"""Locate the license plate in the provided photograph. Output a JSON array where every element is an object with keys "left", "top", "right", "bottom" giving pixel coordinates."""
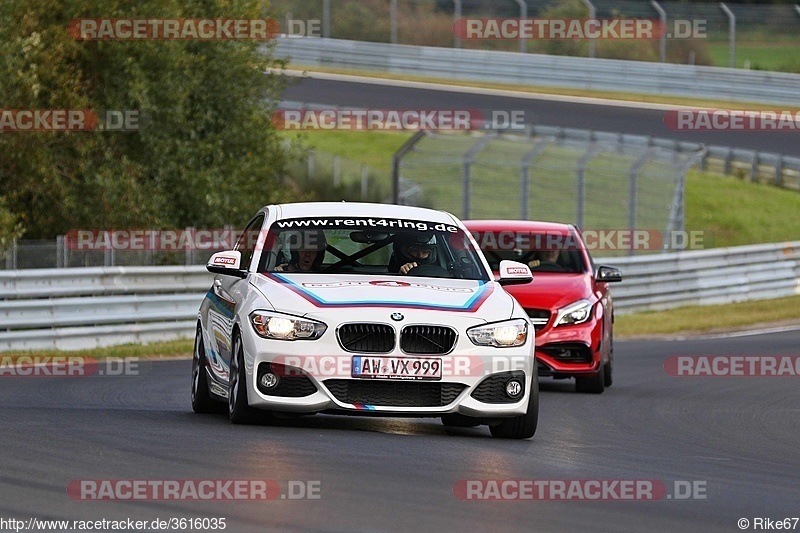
[{"left": 351, "top": 356, "right": 442, "bottom": 380}]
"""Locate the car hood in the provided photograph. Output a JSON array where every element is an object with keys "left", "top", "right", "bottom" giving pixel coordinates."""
[
  {"left": 251, "top": 273, "right": 515, "bottom": 323},
  {"left": 503, "top": 273, "right": 594, "bottom": 310}
]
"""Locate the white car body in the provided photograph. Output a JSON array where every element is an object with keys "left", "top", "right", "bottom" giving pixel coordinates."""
[{"left": 192, "top": 202, "right": 539, "bottom": 438}]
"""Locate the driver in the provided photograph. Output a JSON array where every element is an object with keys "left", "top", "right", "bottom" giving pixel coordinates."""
[
  {"left": 388, "top": 233, "right": 437, "bottom": 274},
  {"left": 275, "top": 230, "right": 327, "bottom": 272}
]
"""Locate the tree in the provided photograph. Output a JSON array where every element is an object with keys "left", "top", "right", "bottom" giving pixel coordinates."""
[{"left": 0, "top": 0, "right": 296, "bottom": 239}]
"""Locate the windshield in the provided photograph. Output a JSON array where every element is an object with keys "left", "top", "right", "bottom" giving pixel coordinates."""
[
  {"left": 476, "top": 231, "right": 588, "bottom": 274},
  {"left": 257, "top": 217, "right": 490, "bottom": 281}
]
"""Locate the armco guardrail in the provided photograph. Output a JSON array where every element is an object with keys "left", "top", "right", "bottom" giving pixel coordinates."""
[
  {"left": 0, "top": 267, "right": 212, "bottom": 351},
  {"left": 603, "top": 241, "right": 800, "bottom": 313},
  {"left": 273, "top": 37, "right": 800, "bottom": 106},
  {"left": 1, "top": 242, "right": 798, "bottom": 351}
]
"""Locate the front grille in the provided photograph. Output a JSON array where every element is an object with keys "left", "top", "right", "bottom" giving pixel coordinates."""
[
  {"left": 324, "top": 379, "right": 466, "bottom": 407},
  {"left": 525, "top": 308, "right": 551, "bottom": 331},
  {"left": 337, "top": 323, "right": 395, "bottom": 353},
  {"left": 470, "top": 371, "right": 526, "bottom": 404},
  {"left": 257, "top": 363, "right": 317, "bottom": 397},
  {"left": 539, "top": 343, "right": 593, "bottom": 364},
  {"left": 400, "top": 325, "right": 457, "bottom": 354}
]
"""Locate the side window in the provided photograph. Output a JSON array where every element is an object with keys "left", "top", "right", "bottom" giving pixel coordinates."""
[{"left": 234, "top": 214, "right": 264, "bottom": 272}]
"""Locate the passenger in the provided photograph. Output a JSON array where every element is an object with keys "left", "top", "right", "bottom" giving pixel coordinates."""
[{"left": 275, "top": 230, "right": 327, "bottom": 272}]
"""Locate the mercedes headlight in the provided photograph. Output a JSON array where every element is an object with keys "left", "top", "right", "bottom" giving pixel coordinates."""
[
  {"left": 467, "top": 319, "right": 528, "bottom": 347},
  {"left": 249, "top": 311, "right": 327, "bottom": 341},
  {"left": 555, "top": 300, "right": 593, "bottom": 326}
]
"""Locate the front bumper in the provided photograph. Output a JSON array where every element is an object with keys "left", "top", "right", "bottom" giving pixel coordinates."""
[
  {"left": 533, "top": 315, "right": 603, "bottom": 377},
  {"left": 240, "top": 326, "right": 535, "bottom": 418}
]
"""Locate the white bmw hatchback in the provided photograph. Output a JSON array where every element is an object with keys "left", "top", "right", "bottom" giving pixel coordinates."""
[{"left": 192, "top": 202, "right": 539, "bottom": 438}]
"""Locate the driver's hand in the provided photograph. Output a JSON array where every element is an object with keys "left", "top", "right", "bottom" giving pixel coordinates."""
[
  {"left": 275, "top": 263, "right": 288, "bottom": 272},
  {"left": 399, "top": 262, "right": 418, "bottom": 274}
]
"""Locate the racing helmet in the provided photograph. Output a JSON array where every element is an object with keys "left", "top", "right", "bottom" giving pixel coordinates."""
[{"left": 392, "top": 232, "right": 437, "bottom": 266}]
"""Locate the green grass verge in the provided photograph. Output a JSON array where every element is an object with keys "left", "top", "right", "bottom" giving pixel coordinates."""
[
  {"left": 706, "top": 42, "right": 800, "bottom": 73},
  {"left": 615, "top": 295, "right": 800, "bottom": 337},
  {"left": 0, "top": 339, "right": 194, "bottom": 360}
]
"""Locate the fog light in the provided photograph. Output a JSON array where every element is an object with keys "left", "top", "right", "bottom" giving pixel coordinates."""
[
  {"left": 505, "top": 379, "right": 522, "bottom": 399},
  {"left": 259, "top": 372, "right": 279, "bottom": 389}
]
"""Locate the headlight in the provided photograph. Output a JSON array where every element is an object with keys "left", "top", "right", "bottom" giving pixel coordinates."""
[
  {"left": 555, "top": 300, "right": 593, "bottom": 326},
  {"left": 249, "top": 311, "right": 327, "bottom": 341},
  {"left": 467, "top": 319, "right": 528, "bottom": 347}
]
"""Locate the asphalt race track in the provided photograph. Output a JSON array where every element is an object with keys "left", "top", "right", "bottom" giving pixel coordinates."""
[
  {"left": 281, "top": 76, "right": 800, "bottom": 157},
  {"left": 2, "top": 330, "right": 799, "bottom": 532}
]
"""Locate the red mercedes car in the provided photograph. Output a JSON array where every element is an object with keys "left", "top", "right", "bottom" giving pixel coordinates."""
[{"left": 464, "top": 220, "right": 622, "bottom": 394}]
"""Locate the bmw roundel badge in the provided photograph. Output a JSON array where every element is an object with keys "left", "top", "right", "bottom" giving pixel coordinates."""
[{"left": 390, "top": 312, "right": 404, "bottom": 321}]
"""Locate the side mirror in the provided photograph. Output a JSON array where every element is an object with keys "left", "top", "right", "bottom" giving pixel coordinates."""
[
  {"left": 207, "top": 250, "right": 247, "bottom": 278},
  {"left": 595, "top": 265, "right": 622, "bottom": 283},
  {"left": 497, "top": 260, "right": 533, "bottom": 286}
]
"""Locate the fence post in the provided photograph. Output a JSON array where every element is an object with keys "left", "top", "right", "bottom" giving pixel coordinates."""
[
  {"left": 576, "top": 143, "right": 597, "bottom": 229},
  {"left": 462, "top": 133, "right": 497, "bottom": 219},
  {"left": 391, "top": 131, "right": 426, "bottom": 204},
  {"left": 775, "top": 155, "right": 784, "bottom": 187},
  {"left": 56, "top": 235, "right": 64, "bottom": 268},
  {"left": 322, "top": 0, "right": 331, "bottom": 38},
  {"left": 513, "top": 0, "right": 527, "bottom": 53},
  {"left": 628, "top": 150, "right": 651, "bottom": 256},
  {"left": 581, "top": 0, "right": 596, "bottom": 58},
  {"left": 720, "top": 3, "right": 736, "bottom": 69},
  {"left": 453, "top": 0, "right": 462, "bottom": 48},
  {"left": 750, "top": 152, "right": 758, "bottom": 182},
  {"left": 651, "top": 0, "right": 667, "bottom": 63},
  {"left": 519, "top": 140, "right": 551, "bottom": 220},
  {"left": 390, "top": 0, "right": 398, "bottom": 44},
  {"left": 361, "top": 163, "right": 369, "bottom": 199},
  {"left": 308, "top": 150, "right": 315, "bottom": 179}
]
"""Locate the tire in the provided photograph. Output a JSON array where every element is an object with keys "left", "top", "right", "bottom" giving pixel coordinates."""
[
  {"left": 489, "top": 368, "right": 539, "bottom": 439},
  {"left": 603, "top": 334, "right": 614, "bottom": 388},
  {"left": 575, "top": 362, "right": 605, "bottom": 394},
  {"left": 441, "top": 413, "right": 481, "bottom": 428},
  {"left": 228, "top": 334, "right": 264, "bottom": 424},
  {"left": 191, "top": 325, "right": 221, "bottom": 414}
]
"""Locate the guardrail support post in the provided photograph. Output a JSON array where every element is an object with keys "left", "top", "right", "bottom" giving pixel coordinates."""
[
  {"left": 775, "top": 156, "right": 784, "bottom": 187},
  {"left": 651, "top": 0, "right": 666, "bottom": 63},
  {"left": 720, "top": 3, "right": 735, "bottom": 68},
  {"left": 453, "top": 0, "right": 462, "bottom": 48},
  {"left": 581, "top": 0, "right": 597, "bottom": 58},
  {"left": 750, "top": 152, "right": 758, "bottom": 182}
]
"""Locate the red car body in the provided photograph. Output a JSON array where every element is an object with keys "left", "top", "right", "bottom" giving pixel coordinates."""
[{"left": 464, "top": 220, "right": 622, "bottom": 393}]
